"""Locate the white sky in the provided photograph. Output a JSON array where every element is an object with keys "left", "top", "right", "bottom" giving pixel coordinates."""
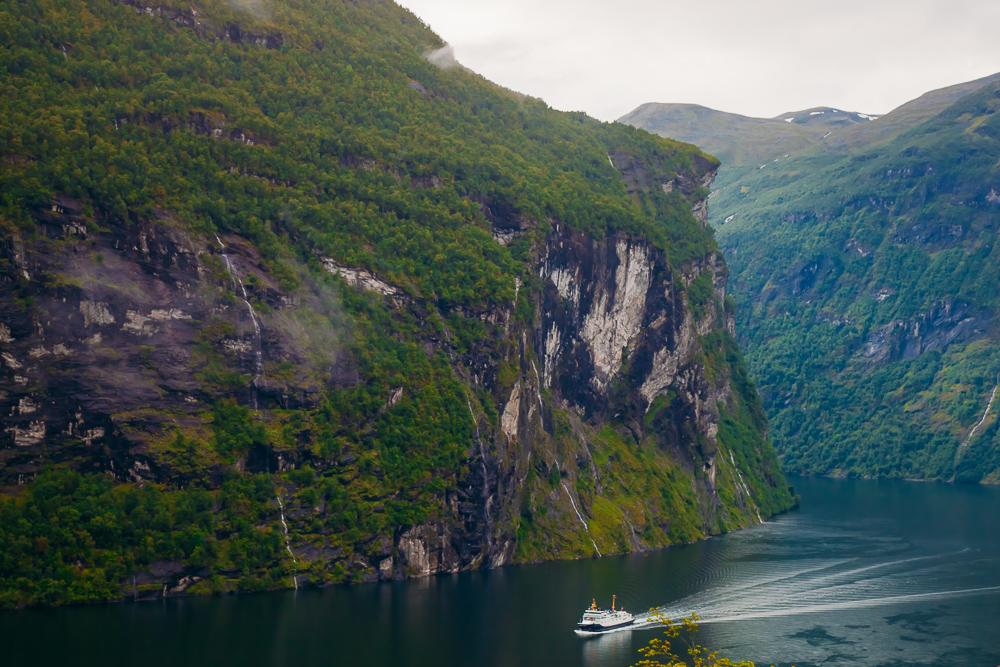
[{"left": 397, "top": 0, "right": 1000, "bottom": 121}]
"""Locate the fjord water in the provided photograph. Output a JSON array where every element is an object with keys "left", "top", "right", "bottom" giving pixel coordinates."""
[{"left": 5, "top": 477, "right": 1000, "bottom": 666}]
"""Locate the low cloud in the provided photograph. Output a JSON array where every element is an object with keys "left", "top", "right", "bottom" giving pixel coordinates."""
[
  {"left": 225, "top": 0, "right": 270, "bottom": 21},
  {"left": 425, "top": 44, "right": 459, "bottom": 69}
]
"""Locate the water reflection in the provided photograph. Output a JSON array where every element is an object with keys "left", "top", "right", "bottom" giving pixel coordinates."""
[
  {"left": 2, "top": 477, "right": 1000, "bottom": 667},
  {"left": 580, "top": 626, "right": 633, "bottom": 666}
]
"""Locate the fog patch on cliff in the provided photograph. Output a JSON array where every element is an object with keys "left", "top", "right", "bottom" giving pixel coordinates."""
[
  {"left": 225, "top": 0, "right": 270, "bottom": 21},
  {"left": 425, "top": 44, "right": 459, "bottom": 70},
  {"left": 272, "top": 263, "right": 354, "bottom": 383}
]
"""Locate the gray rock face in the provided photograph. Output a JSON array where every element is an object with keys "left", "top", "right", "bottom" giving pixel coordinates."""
[
  {"left": 321, "top": 259, "right": 404, "bottom": 304},
  {"left": 578, "top": 240, "right": 652, "bottom": 391},
  {"left": 537, "top": 222, "right": 726, "bottom": 435},
  {"left": 0, "top": 153, "right": 784, "bottom": 591},
  {"left": 862, "top": 300, "right": 986, "bottom": 364},
  {"left": 372, "top": 189, "right": 748, "bottom": 579},
  {"left": 0, "top": 215, "right": 349, "bottom": 483},
  {"left": 116, "top": 0, "right": 284, "bottom": 49}
]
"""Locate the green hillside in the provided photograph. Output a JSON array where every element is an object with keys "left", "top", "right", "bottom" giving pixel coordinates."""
[
  {"left": 627, "top": 77, "right": 1000, "bottom": 482},
  {"left": 0, "top": 0, "right": 792, "bottom": 608}
]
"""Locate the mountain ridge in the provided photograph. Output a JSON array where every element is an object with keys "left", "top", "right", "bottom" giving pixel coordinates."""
[
  {"left": 623, "top": 72, "right": 1000, "bottom": 483},
  {"left": 618, "top": 102, "right": 875, "bottom": 167},
  {"left": 620, "top": 72, "right": 1000, "bottom": 167},
  {"left": 0, "top": 0, "right": 792, "bottom": 607}
]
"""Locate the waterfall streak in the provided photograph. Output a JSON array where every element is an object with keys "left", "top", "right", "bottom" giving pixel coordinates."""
[
  {"left": 728, "top": 451, "right": 763, "bottom": 523},
  {"left": 466, "top": 397, "right": 493, "bottom": 552},
  {"left": 952, "top": 379, "right": 999, "bottom": 477},
  {"left": 215, "top": 235, "right": 263, "bottom": 410},
  {"left": 967, "top": 382, "right": 998, "bottom": 443},
  {"left": 529, "top": 360, "right": 545, "bottom": 416},
  {"left": 276, "top": 494, "right": 298, "bottom": 591},
  {"left": 561, "top": 482, "right": 602, "bottom": 557}
]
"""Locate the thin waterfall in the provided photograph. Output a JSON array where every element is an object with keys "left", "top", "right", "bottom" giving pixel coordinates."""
[
  {"left": 729, "top": 451, "right": 763, "bottom": 523},
  {"left": 529, "top": 359, "right": 545, "bottom": 416},
  {"left": 214, "top": 235, "right": 263, "bottom": 410},
  {"left": 562, "top": 481, "right": 602, "bottom": 557},
  {"left": 966, "top": 382, "right": 999, "bottom": 442},
  {"left": 276, "top": 494, "right": 299, "bottom": 591},
  {"left": 505, "top": 277, "right": 521, "bottom": 334},
  {"left": 952, "top": 375, "right": 999, "bottom": 478},
  {"left": 466, "top": 396, "right": 493, "bottom": 553}
]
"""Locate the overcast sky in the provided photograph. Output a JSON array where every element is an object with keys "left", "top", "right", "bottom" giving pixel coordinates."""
[{"left": 398, "top": 0, "right": 1000, "bottom": 121}]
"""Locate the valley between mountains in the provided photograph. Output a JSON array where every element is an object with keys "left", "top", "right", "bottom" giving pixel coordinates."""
[
  {"left": 623, "top": 73, "right": 1000, "bottom": 482},
  {"left": 5, "top": 0, "right": 995, "bottom": 616}
]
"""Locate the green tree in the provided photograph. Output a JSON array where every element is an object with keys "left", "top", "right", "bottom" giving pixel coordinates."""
[{"left": 633, "top": 613, "right": 757, "bottom": 667}]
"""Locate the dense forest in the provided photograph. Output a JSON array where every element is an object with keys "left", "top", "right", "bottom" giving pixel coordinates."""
[
  {"left": 0, "top": 0, "right": 792, "bottom": 607},
  {"left": 627, "top": 77, "right": 1000, "bottom": 482}
]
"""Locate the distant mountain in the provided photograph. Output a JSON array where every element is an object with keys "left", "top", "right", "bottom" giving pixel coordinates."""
[
  {"left": 823, "top": 72, "right": 1000, "bottom": 151},
  {"left": 0, "top": 0, "right": 792, "bottom": 607},
  {"left": 618, "top": 103, "right": 875, "bottom": 167},
  {"left": 623, "top": 72, "right": 1000, "bottom": 169},
  {"left": 623, "top": 75, "right": 1000, "bottom": 483},
  {"left": 775, "top": 106, "right": 879, "bottom": 128}
]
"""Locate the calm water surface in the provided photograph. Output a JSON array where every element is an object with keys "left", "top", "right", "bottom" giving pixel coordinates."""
[{"left": 5, "top": 476, "right": 1000, "bottom": 666}]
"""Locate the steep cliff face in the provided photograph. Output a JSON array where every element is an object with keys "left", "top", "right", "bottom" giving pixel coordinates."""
[
  {"left": 625, "top": 75, "right": 1000, "bottom": 483},
  {"left": 0, "top": 0, "right": 792, "bottom": 606},
  {"left": 1, "top": 171, "right": 789, "bottom": 593},
  {"left": 2, "top": 213, "right": 348, "bottom": 487},
  {"left": 338, "top": 175, "right": 790, "bottom": 578}
]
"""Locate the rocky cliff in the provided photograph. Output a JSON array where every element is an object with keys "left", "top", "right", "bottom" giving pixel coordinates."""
[
  {"left": 0, "top": 0, "right": 792, "bottom": 606},
  {"left": 624, "top": 75, "right": 1000, "bottom": 483}
]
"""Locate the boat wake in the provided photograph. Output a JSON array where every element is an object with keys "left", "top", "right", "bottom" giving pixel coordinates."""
[{"left": 613, "top": 548, "right": 1000, "bottom": 634}]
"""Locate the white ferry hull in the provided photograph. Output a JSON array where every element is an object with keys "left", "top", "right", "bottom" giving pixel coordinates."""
[
  {"left": 573, "top": 619, "right": 635, "bottom": 636},
  {"left": 575, "top": 595, "right": 634, "bottom": 636}
]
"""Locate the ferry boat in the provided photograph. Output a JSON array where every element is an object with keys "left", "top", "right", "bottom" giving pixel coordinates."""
[{"left": 574, "top": 595, "right": 635, "bottom": 635}]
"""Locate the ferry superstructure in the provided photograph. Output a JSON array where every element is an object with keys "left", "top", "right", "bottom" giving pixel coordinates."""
[{"left": 575, "top": 595, "right": 635, "bottom": 635}]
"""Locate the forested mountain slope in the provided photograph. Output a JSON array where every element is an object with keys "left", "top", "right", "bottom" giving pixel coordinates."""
[
  {"left": 624, "top": 76, "right": 1000, "bottom": 482},
  {"left": 0, "top": 0, "right": 792, "bottom": 607}
]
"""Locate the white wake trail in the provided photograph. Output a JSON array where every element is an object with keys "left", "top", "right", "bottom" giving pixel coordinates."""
[
  {"left": 668, "top": 585, "right": 1000, "bottom": 626},
  {"left": 779, "top": 549, "right": 970, "bottom": 591},
  {"left": 628, "top": 549, "right": 995, "bottom": 633},
  {"left": 680, "top": 559, "right": 852, "bottom": 608}
]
